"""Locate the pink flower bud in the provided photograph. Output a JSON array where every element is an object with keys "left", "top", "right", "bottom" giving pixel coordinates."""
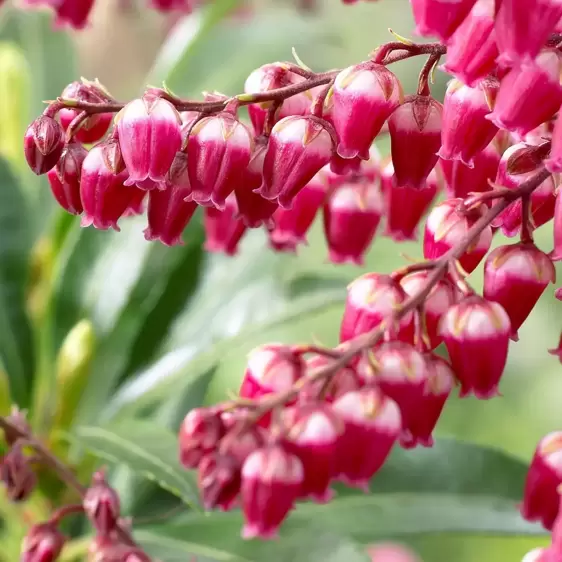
[
  {"left": 83, "top": 470, "right": 121, "bottom": 535},
  {"left": 424, "top": 198, "right": 493, "bottom": 273},
  {"left": 179, "top": 407, "right": 225, "bottom": 469},
  {"left": 322, "top": 176, "right": 383, "bottom": 265},
  {"left": 410, "top": 0, "right": 478, "bottom": 42},
  {"left": 150, "top": 0, "right": 194, "bottom": 12},
  {"left": 340, "top": 273, "right": 414, "bottom": 343},
  {"left": 299, "top": 354, "right": 361, "bottom": 403},
  {"left": 259, "top": 115, "right": 335, "bottom": 209},
  {"left": 495, "top": 0, "right": 562, "bottom": 67},
  {"left": 487, "top": 51, "right": 562, "bottom": 139},
  {"left": 388, "top": 95, "right": 442, "bottom": 190},
  {"left": 359, "top": 342, "right": 429, "bottom": 448},
  {"left": 241, "top": 445, "right": 304, "bottom": 539},
  {"left": 438, "top": 79, "right": 499, "bottom": 166},
  {"left": 268, "top": 171, "right": 327, "bottom": 252},
  {"left": 400, "top": 272, "right": 457, "bottom": 350},
  {"left": 366, "top": 542, "right": 423, "bottom": 562},
  {"left": 440, "top": 141, "right": 501, "bottom": 199},
  {"left": 47, "top": 142, "right": 88, "bottom": 215},
  {"left": 24, "top": 116, "right": 65, "bottom": 175},
  {"left": 440, "top": 295, "right": 511, "bottom": 399},
  {"left": 441, "top": 0, "right": 499, "bottom": 87},
  {"left": 331, "top": 62, "right": 402, "bottom": 160},
  {"left": 198, "top": 452, "right": 241, "bottom": 511},
  {"left": 484, "top": 243, "right": 556, "bottom": 339},
  {"left": 80, "top": 143, "right": 142, "bottom": 231},
  {"left": 0, "top": 445, "right": 36, "bottom": 502},
  {"left": 2, "top": 408, "right": 30, "bottom": 448},
  {"left": 549, "top": 333, "right": 562, "bottom": 363},
  {"left": 235, "top": 139, "right": 278, "bottom": 228},
  {"left": 244, "top": 63, "right": 315, "bottom": 136},
  {"left": 203, "top": 193, "right": 247, "bottom": 256},
  {"left": 187, "top": 112, "right": 253, "bottom": 209},
  {"left": 59, "top": 80, "right": 113, "bottom": 144},
  {"left": 117, "top": 94, "right": 182, "bottom": 190},
  {"left": 21, "top": 523, "right": 65, "bottom": 562},
  {"left": 521, "top": 547, "right": 556, "bottom": 562},
  {"left": 382, "top": 162, "right": 440, "bottom": 242},
  {"left": 552, "top": 188, "right": 562, "bottom": 261},
  {"left": 239, "top": 343, "right": 304, "bottom": 400},
  {"left": 285, "top": 404, "right": 343, "bottom": 502},
  {"left": 52, "top": 0, "right": 95, "bottom": 28},
  {"left": 144, "top": 184, "right": 198, "bottom": 246},
  {"left": 332, "top": 387, "right": 401, "bottom": 490},
  {"left": 521, "top": 432, "right": 562, "bottom": 530},
  {"left": 493, "top": 143, "right": 557, "bottom": 237}
]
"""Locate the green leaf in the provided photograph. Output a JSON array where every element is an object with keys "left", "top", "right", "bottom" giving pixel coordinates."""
[
  {"left": 0, "top": 157, "right": 33, "bottom": 405},
  {"left": 74, "top": 421, "right": 200, "bottom": 509},
  {"left": 137, "top": 527, "right": 370, "bottom": 562}
]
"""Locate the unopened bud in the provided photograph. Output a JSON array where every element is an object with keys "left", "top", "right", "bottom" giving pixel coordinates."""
[
  {"left": 24, "top": 116, "right": 65, "bottom": 175},
  {"left": 83, "top": 470, "right": 121, "bottom": 535},
  {"left": 1, "top": 445, "right": 36, "bottom": 501},
  {"left": 21, "top": 522, "right": 65, "bottom": 562}
]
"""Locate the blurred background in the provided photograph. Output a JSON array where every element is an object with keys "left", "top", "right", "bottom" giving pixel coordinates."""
[{"left": 0, "top": 0, "right": 560, "bottom": 560}]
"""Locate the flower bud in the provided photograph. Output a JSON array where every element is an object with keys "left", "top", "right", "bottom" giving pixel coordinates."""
[
  {"left": 331, "top": 62, "right": 402, "bottom": 160},
  {"left": 521, "top": 547, "right": 555, "bottom": 562},
  {"left": 440, "top": 295, "right": 511, "bottom": 399},
  {"left": 47, "top": 142, "right": 88, "bottom": 215},
  {"left": 83, "top": 470, "right": 121, "bottom": 535},
  {"left": 282, "top": 403, "right": 342, "bottom": 502},
  {"left": 203, "top": 193, "right": 247, "bottom": 256},
  {"left": 52, "top": 0, "right": 95, "bottom": 28},
  {"left": 423, "top": 198, "right": 493, "bottom": 273},
  {"left": 59, "top": 80, "right": 113, "bottom": 144},
  {"left": 410, "top": 0, "right": 478, "bottom": 42},
  {"left": 88, "top": 536, "right": 151, "bottom": 562},
  {"left": 441, "top": 0, "right": 499, "bottom": 87},
  {"left": 438, "top": 79, "right": 499, "bottom": 166},
  {"left": 1, "top": 407, "right": 30, "bottom": 447},
  {"left": 493, "top": 143, "right": 557, "bottom": 237},
  {"left": 495, "top": 0, "right": 562, "bottom": 67},
  {"left": 366, "top": 543, "right": 423, "bottom": 562},
  {"left": 322, "top": 176, "right": 383, "bottom": 265},
  {"left": 0, "top": 445, "right": 36, "bottom": 501},
  {"left": 144, "top": 184, "right": 198, "bottom": 246},
  {"left": 400, "top": 272, "right": 457, "bottom": 350},
  {"left": 24, "top": 115, "right": 65, "bottom": 175},
  {"left": 483, "top": 243, "right": 556, "bottom": 340},
  {"left": 187, "top": 111, "right": 253, "bottom": 209},
  {"left": 340, "top": 273, "right": 414, "bottom": 343},
  {"left": 521, "top": 432, "right": 562, "bottom": 530},
  {"left": 21, "top": 523, "right": 65, "bottom": 562},
  {"left": 239, "top": 343, "right": 304, "bottom": 400},
  {"left": 487, "top": 51, "right": 562, "bottom": 139},
  {"left": 440, "top": 141, "right": 500, "bottom": 199},
  {"left": 117, "top": 94, "right": 182, "bottom": 190},
  {"left": 382, "top": 162, "right": 440, "bottom": 242},
  {"left": 299, "top": 354, "right": 361, "bottom": 403},
  {"left": 198, "top": 452, "right": 241, "bottom": 511},
  {"left": 241, "top": 444, "right": 304, "bottom": 539},
  {"left": 388, "top": 95, "right": 442, "bottom": 189},
  {"left": 360, "top": 342, "right": 433, "bottom": 448},
  {"left": 235, "top": 139, "right": 278, "bottom": 228},
  {"left": 80, "top": 143, "right": 143, "bottom": 231},
  {"left": 332, "top": 387, "right": 401, "bottom": 490},
  {"left": 259, "top": 115, "right": 334, "bottom": 209},
  {"left": 268, "top": 171, "right": 327, "bottom": 252},
  {"left": 179, "top": 407, "right": 226, "bottom": 469},
  {"left": 244, "top": 63, "right": 315, "bottom": 136}
]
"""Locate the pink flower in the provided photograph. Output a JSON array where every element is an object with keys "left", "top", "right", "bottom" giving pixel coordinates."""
[
  {"left": 24, "top": 116, "right": 65, "bottom": 176},
  {"left": 410, "top": 0, "right": 478, "bottom": 42},
  {"left": 203, "top": 194, "right": 247, "bottom": 256}
]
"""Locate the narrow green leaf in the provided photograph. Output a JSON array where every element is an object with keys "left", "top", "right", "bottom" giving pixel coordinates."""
[
  {"left": 0, "top": 157, "right": 33, "bottom": 405},
  {"left": 74, "top": 422, "right": 199, "bottom": 509}
]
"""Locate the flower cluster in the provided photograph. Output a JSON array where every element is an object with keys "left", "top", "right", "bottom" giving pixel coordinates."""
[
  {"left": 0, "top": 410, "right": 152, "bottom": 562},
  {"left": 16, "top": 0, "right": 196, "bottom": 30}
]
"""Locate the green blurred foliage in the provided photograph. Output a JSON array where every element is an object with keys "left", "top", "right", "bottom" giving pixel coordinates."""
[{"left": 0, "top": 0, "right": 560, "bottom": 561}]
